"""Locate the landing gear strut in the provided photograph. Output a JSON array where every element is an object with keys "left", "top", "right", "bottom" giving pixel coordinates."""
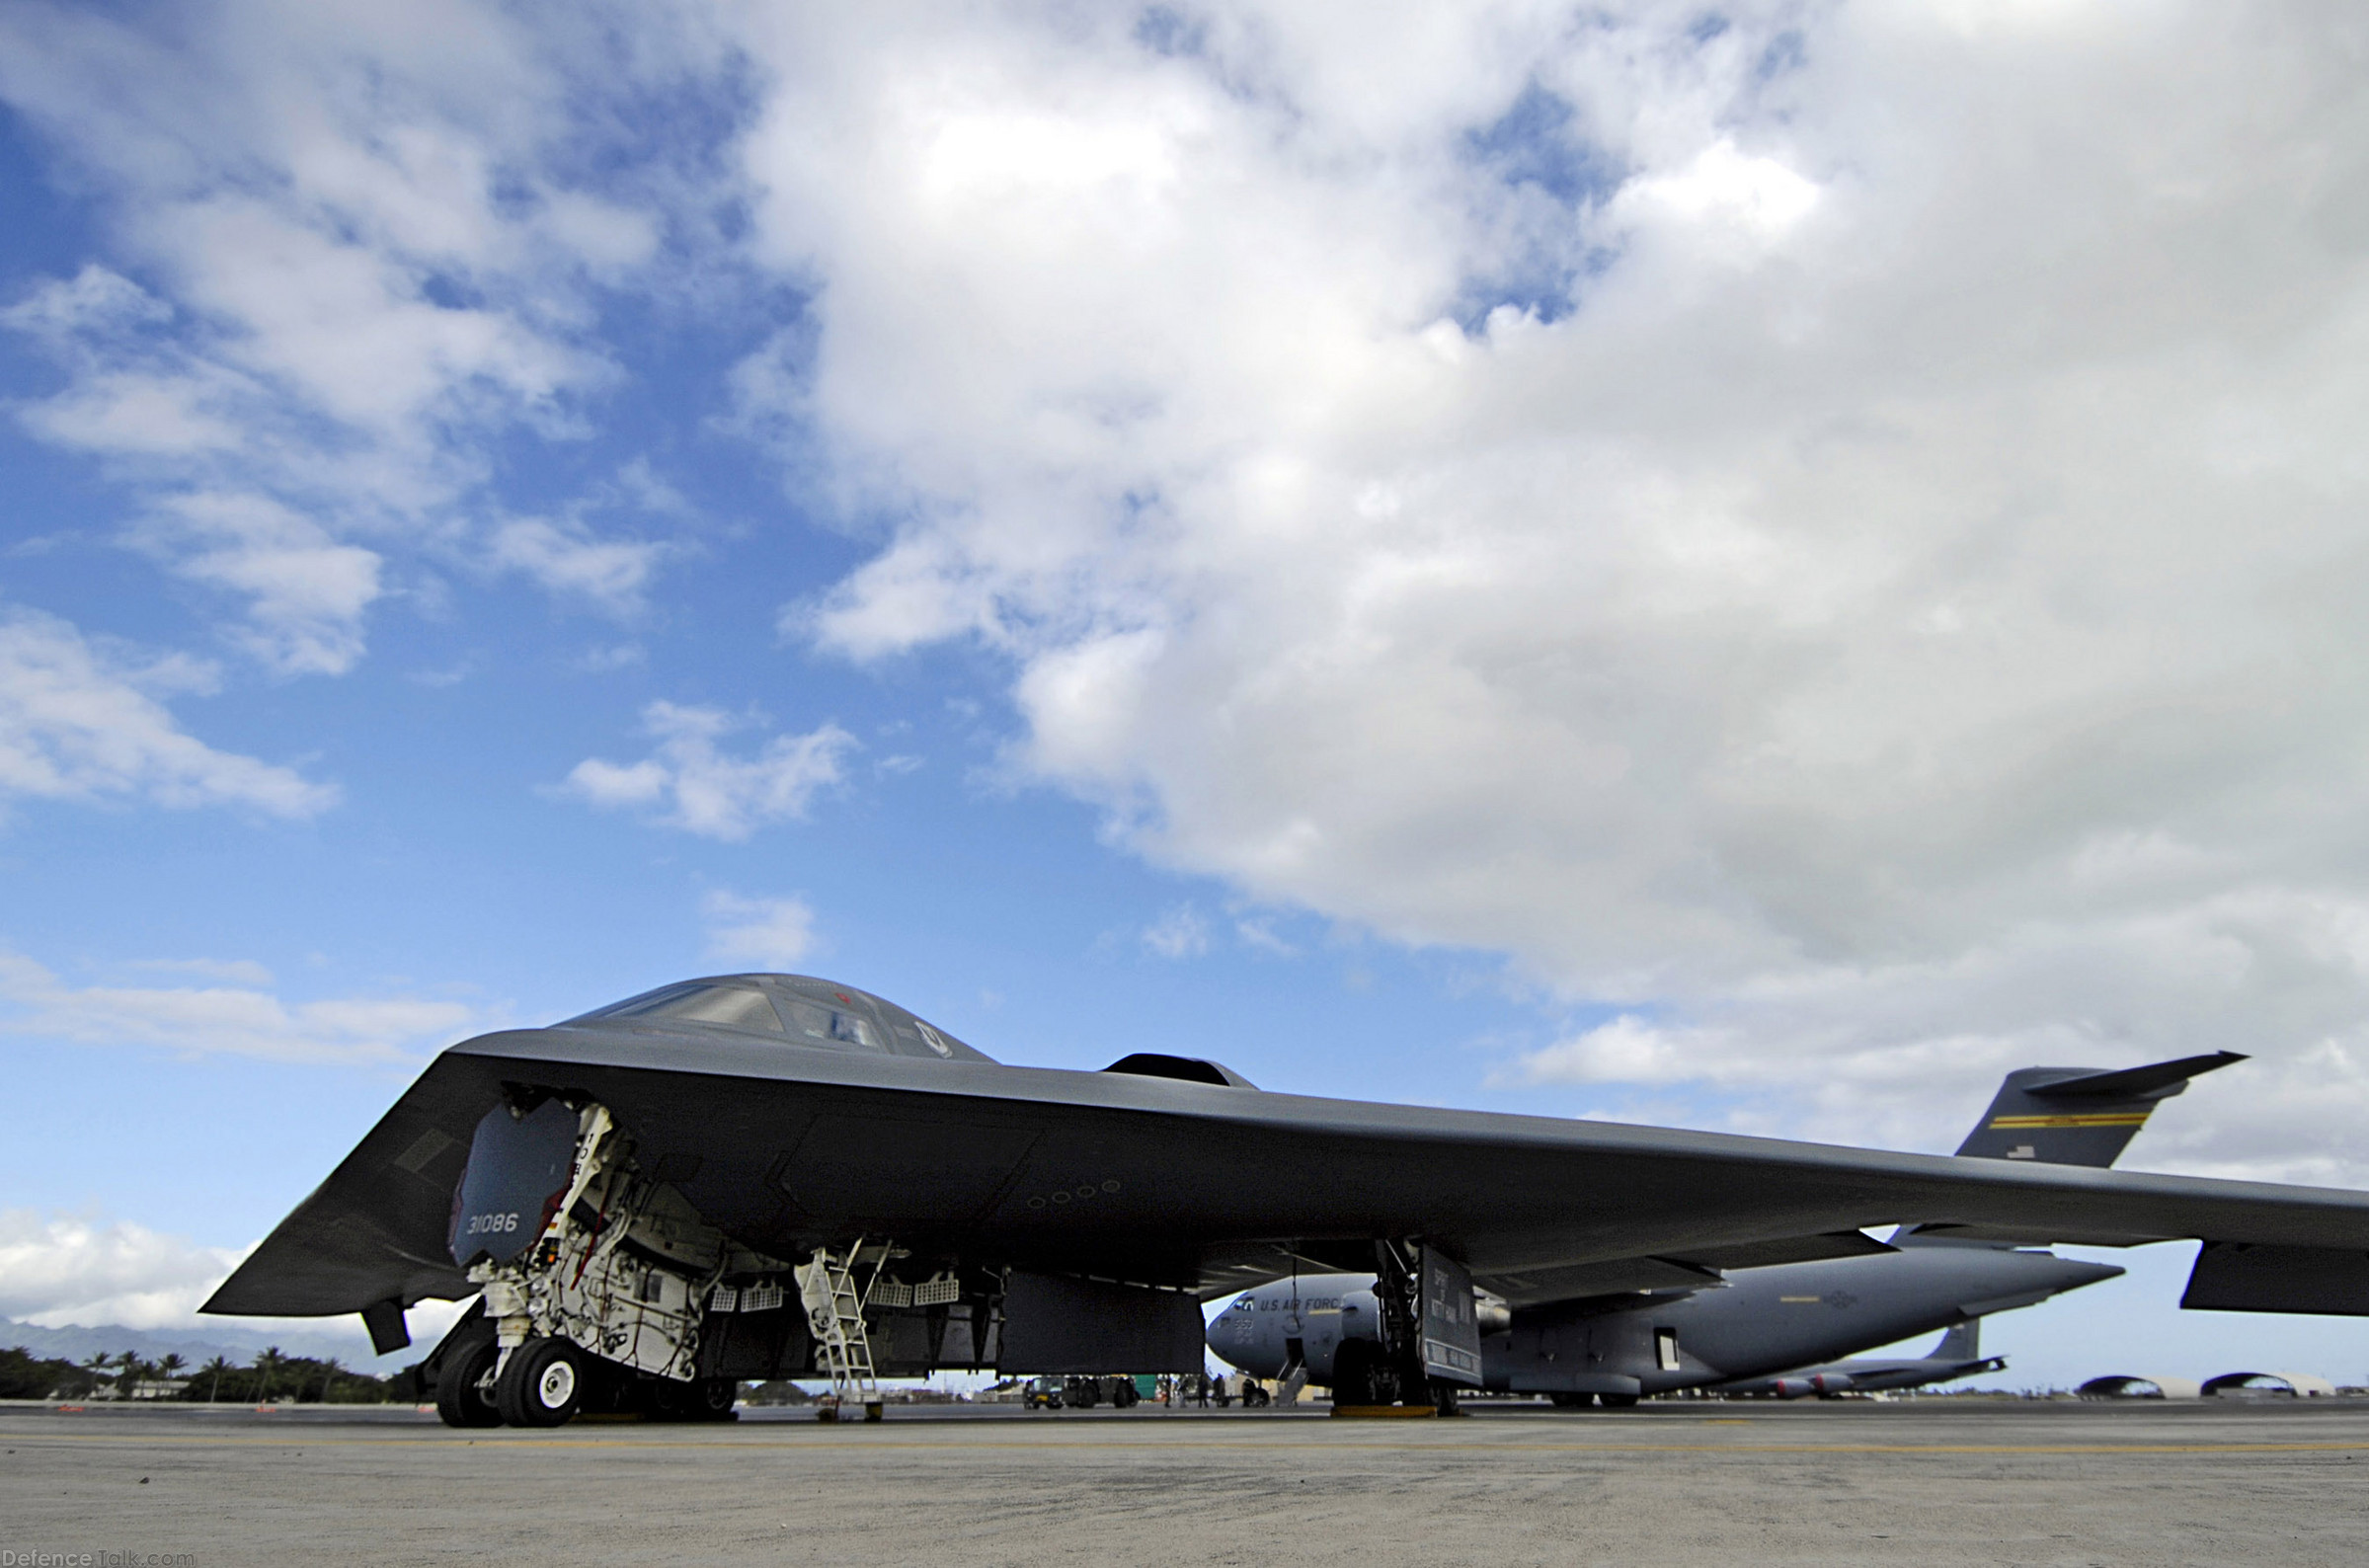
[
  {"left": 1373, "top": 1240, "right": 1453, "bottom": 1408},
  {"left": 1346, "top": 1240, "right": 1475, "bottom": 1413}
]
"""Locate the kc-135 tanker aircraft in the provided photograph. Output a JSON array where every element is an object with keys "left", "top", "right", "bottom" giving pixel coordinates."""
[
  {"left": 1209, "top": 1053, "right": 2241, "bottom": 1403},
  {"left": 1710, "top": 1318, "right": 2004, "bottom": 1401},
  {"left": 205, "top": 975, "right": 2369, "bottom": 1427}
]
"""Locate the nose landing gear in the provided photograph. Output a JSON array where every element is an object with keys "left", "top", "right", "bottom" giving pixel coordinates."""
[
  {"left": 434, "top": 1097, "right": 772, "bottom": 1430},
  {"left": 434, "top": 1333, "right": 503, "bottom": 1429},
  {"left": 497, "top": 1337, "right": 588, "bottom": 1428},
  {"left": 430, "top": 1322, "right": 743, "bottom": 1429}
]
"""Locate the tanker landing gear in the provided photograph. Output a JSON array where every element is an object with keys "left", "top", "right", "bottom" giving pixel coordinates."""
[{"left": 1545, "top": 1391, "right": 1636, "bottom": 1410}]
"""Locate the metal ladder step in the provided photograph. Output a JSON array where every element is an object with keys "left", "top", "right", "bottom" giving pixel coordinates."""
[{"left": 797, "top": 1238, "right": 887, "bottom": 1420}]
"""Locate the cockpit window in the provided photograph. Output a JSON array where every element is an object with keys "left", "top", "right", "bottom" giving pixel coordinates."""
[
  {"left": 777, "top": 995, "right": 883, "bottom": 1051},
  {"left": 571, "top": 979, "right": 933, "bottom": 1056},
  {"left": 577, "top": 983, "right": 786, "bottom": 1036}
]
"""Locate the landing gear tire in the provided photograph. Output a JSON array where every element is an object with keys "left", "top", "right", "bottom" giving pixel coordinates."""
[
  {"left": 1548, "top": 1392, "right": 1597, "bottom": 1409},
  {"left": 653, "top": 1375, "right": 740, "bottom": 1422},
  {"left": 1330, "top": 1342, "right": 1376, "bottom": 1406},
  {"left": 434, "top": 1336, "right": 502, "bottom": 1429},
  {"left": 497, "top": 1337, "right": 587, "bottom": 1428},
  {"left": 1598, "top": 1392, "right": 1639, "bottom": 1409}
]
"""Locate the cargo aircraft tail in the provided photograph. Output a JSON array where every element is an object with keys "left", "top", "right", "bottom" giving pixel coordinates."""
[{"left": 1953, "top": 1052, "right": 2247, "bottom": 1168}]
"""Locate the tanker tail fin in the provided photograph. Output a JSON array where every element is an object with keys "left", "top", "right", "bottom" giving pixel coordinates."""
[{"left": 1932, "top": 1317, "right": 1979, "bottom": 1364}]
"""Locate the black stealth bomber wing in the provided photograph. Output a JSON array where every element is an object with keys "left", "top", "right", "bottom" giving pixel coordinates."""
[{"left": 204, "top": 986, "right": 2369, "bottom": 1322}]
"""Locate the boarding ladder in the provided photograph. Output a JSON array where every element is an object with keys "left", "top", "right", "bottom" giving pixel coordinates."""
[{"left": 797, "top": 1239, "right": 888, "bottom": 1421}]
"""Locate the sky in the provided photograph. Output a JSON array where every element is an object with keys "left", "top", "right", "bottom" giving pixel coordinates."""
[{"left": 3, "top": 0, "right": 2368, "bottom": 1390}]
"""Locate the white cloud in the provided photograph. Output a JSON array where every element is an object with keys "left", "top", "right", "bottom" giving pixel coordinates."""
[
  {"left": 119, "top": 958, "right": 276, "bottom": 986},
  {"left": 144, "top": 492, "right": 385, "bottom": 676},
  {"left": 1509, "top": 1015, "right": 1726, "bottom": 1089},
  {"left": 488, "top": 517, "right": 668, "bottom": 614},
  {"left": 0, "top": 3, "right": 714, "bottom": 668},
  {"left": 1499, "top": 892, "right": 2369, "bottom": 1185},
  {"left": 1611, "top": 136, "right": 1822, "bottom": 251},
  {"left": 1, "top": 263, "right": 170, "bottom": 343},
  {"left": 712, "top": 7, "right": 2369, "bottom": 1182},
  {"left": 575, "top": 643, "right": 647, "bottom": 673},
  {"left": 564, "top": 701, "right": 856, "bottom": 840},
  {"left": 0, "top": 948, "right": 477, "bottom": 1064},
  {"left": 0, "top": 1209, "right": 473, "bottom": 1349},
  {"left": 702, "top": 891, "right": 818, "bottom": 972},
  {"left": 0, "top": 1211, "right": 245, "bottom": 1332},
  {"left": 1142, "top": 903, "right": 1210, "bottom": 960},
  {"left": 13, "top": 3, "right": 2369, "bottom": 1190},
  {"left": 0, "top": 607, "right": 335, "bottom": 818},
  {"left": 1232, "top": 915, "right": 1299, "bottom": 958}
]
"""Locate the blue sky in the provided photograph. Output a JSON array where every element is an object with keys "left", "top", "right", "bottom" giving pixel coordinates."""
[{"left": 3, "top": 2, "right": 2368, "bottom": 1389}]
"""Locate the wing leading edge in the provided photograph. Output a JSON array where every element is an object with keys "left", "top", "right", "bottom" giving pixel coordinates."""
[{"left": 203, "top": 1017, "right": 2369, "bottom": 1320}]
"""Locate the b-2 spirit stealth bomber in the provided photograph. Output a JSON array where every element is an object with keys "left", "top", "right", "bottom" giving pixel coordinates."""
[{"left": 203, "top": 975, "right": 2369, "bottom": 1426}]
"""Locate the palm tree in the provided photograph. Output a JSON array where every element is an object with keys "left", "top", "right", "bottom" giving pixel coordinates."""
[
  {"left": 79, "top": 1352, "right": 118, "bottom": 1400},
  {"left": 200, "top": 1356, "right": 235, "bottom": 1403},
  {"left": 115, "top": 1355, "right": 152, "bottom": 1399},
  {"left": 154, "top": 1353, "right": 187, "bottom": 1396},
  {"left": 252, "top": 1347, "right": 286, "bottom": 1404},
  {"left": 314, "top": 1357, "right": 345, "bottom": 1404}
]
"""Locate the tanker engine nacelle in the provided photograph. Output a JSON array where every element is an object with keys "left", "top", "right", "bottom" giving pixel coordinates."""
[{"left": 1770, "top": 1372, "right": 1856, "bottom": 1399}]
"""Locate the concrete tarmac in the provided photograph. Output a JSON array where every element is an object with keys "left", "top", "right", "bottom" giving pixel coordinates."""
[{"left": 5, "top": 1398, "right": 2367, "bottom": 1567}]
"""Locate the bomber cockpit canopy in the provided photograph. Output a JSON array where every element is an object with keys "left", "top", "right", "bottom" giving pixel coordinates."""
[{"left": 566, "top": 975, "right": 995, "bottom": 1062}]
